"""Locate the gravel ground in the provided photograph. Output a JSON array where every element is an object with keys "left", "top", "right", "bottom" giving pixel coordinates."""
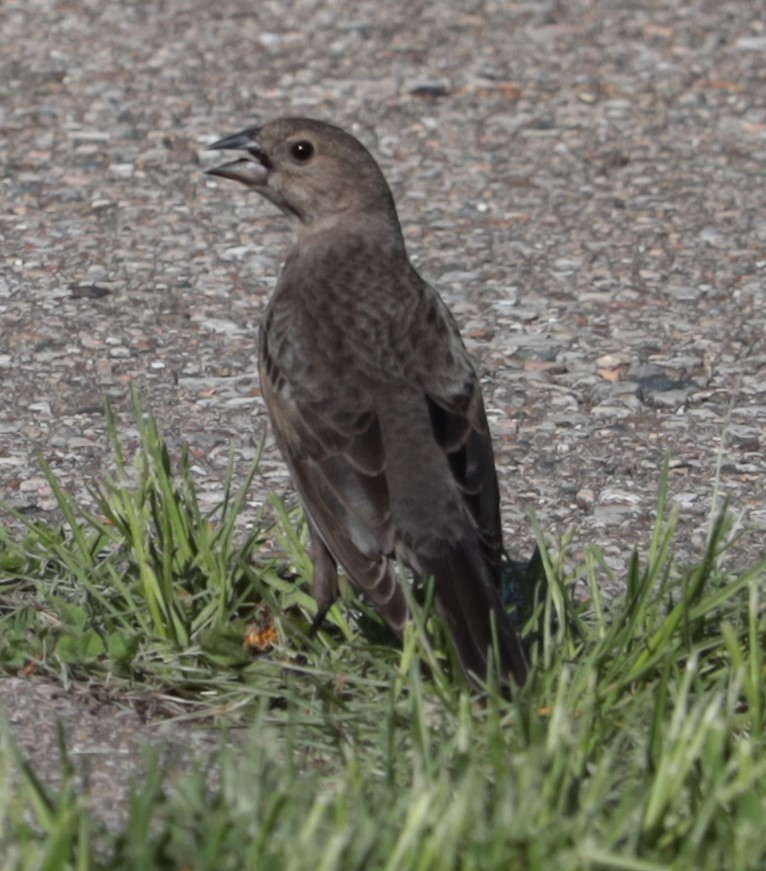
[{"left": 1, "top": 0, "right": 765, "bottom": 831}]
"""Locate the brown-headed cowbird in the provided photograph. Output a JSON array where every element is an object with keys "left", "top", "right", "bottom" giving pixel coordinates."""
[{"left": 207, "top": 118, "right": 528, "bottom": 689}]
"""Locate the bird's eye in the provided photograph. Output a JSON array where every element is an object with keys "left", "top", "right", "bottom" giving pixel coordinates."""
[{"left": 290, "top": 140, "right": 315, "bottom": 161}]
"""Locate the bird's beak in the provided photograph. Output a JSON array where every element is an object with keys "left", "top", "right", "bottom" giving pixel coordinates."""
[{"left": 205, "top": 126, "right": 270, "bottom": 187}]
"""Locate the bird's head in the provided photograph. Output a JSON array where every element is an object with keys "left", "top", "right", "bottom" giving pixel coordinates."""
[{"left": 206, "top": 117, "right": 400, "bottom": 236}]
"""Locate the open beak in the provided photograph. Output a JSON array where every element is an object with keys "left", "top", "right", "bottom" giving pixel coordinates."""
[{"left": 206, "top": 126, "right": 270, "bottom": 186}]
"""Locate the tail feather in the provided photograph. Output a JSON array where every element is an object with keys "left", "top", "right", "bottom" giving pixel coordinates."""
[{"left": 418, "top": 539, "right": 528, "bottom": 689}]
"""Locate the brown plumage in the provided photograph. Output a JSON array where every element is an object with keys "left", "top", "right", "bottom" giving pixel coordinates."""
[{"left": 207, "top": 118, "right": 528, "bottom": 689}]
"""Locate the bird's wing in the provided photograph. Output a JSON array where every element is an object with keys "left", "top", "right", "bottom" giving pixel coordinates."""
[
  {"left": 407, "top": 288, "right": 505, "bottom": 586},
  {"left": 384, "top": 287, "right": 528, "bottom": 685},
  {"left": 259, "top": 327, "right": 407, "bottom": 633}
]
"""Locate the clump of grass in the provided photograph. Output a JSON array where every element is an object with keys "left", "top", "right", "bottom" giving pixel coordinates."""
[
  {"left": 0, "top": 392, "right": 765, "bottom": 870},
  {"left": 1, "top": 386, "right": 381, "bottom": 715}
]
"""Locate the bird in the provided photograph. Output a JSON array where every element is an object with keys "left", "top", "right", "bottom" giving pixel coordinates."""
[{"left": 206, "top": 117, "right": 528, "bottom": 689}]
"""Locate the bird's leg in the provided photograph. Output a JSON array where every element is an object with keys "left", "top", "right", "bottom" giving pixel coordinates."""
[
  {"left": 306, "top": 522, "right": 339, "bottom": 638},
  {"left": 307, "top": 601, "right": 333, "bottom": 639}
]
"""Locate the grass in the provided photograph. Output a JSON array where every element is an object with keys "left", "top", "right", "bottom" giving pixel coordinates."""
[{"left": 0, "top": 388, "right": 764, "bottom": 870}]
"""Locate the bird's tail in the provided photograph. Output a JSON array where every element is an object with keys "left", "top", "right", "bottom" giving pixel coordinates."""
[{"left": 419, "top": 539, "right": 529, "bottom": 690}]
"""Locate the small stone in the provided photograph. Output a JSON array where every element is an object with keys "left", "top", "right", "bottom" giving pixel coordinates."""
[{"left": 28, "top": 401, "right": 52, "bottom": 415}]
